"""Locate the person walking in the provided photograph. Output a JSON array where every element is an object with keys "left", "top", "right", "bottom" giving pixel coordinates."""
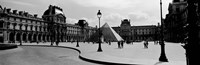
[
  {"left": 108, "top": 40, "right": 111, "bottom": 45},
  {"left": 144, "top": 41, "right": 148, "bottom": 48},
  {"left": 121, "top": 41, "right": 124, "bottom": 48},
  {"left": 56, "top": 41, "right": 59, "bottom": 46},
  {"left": 146, "top": 41, "right": 148, "bottom": 48},
  {"left": 118, "top": 41, "right": 121, "bottom": 48}
]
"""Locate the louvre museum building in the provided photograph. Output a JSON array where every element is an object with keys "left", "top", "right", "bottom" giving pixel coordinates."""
[
  {"left": 0, "top": 5, "right": 96, "bottom": 43},
  {"left": 0, "top": 5, "right": 160, "bottom": 44}
]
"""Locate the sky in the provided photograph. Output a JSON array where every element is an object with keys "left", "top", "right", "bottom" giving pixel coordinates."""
[{"left": 0, "top": 0, "right": 172, "bottom": 27}]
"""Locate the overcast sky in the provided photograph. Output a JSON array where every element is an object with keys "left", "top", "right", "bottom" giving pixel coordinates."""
[{"left": 0, "top": 0, "right": 172, "bottom": 27}]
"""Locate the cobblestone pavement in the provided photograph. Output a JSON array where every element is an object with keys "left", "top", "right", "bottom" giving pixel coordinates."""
[
  {"left": 0, "top": 45, "right": 99, "bottom": 65},
  {"left": 4, "top": 42, "right": 186, "bottom": 65}
]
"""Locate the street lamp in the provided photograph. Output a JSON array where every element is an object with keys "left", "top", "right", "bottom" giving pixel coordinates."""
[
  {"left": 76, "top": 19, "right": 87, "bottom": 47},
  {"left": 159, "top": 0, "right": 168, "bottom": 62},
  {"left": 97, "top": 10, "right": 102, "bottom": 52},
  {"left": 76, "top": 25, "right": 79, "bottom": 47}
]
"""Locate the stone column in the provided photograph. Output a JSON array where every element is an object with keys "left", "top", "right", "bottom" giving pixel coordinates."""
[
  {"left": 5, "top": 22, "right": 10, "bottom": 43},
  {"left": 19, "top": 24, "right": 23, "bottom": 43},
  {"left": 7, "top": 32, "right": 10, "bottom": 43},
  {"left": 25, "top": 24, "right": 28, "bottom": 42},
  {"left": 13, "top": 23, "right": 17, "bottom": 43}
]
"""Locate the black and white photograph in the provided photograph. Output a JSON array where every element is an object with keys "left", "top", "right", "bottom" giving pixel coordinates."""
[{"left": 0, "top": 0, "right": 199, "bottom": 65}]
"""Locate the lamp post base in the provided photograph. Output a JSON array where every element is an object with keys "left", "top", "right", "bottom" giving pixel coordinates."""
[
  {"left": 97, "top": 42, "right": 103, "bottom": 52},
  {"left": 159, "top": 43, "right": 168, "bottom": 62},
  {"left": 76, "top": 41, "right": 79, "bottom": 47},
  {"left": 97, "top": 48, "right": 102, "bottom": 52},
  {"left": 159, "top": 54, "right": 168, "bottom": 62}
]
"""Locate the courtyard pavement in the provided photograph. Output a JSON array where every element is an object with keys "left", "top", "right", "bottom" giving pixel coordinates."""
[{"left": 14, "top": 41, "right": 186, "bottom": 65}]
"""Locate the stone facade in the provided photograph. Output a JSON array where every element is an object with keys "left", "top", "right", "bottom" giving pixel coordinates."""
[
  {"left": 164, "top": 0, "right": 188, "bottom": 42},
  {"left": 0, "top": 5, "right": 96, "bottom": 43},
  {"left": 112, "top": 19, "right": 159, "bottom": 42}
]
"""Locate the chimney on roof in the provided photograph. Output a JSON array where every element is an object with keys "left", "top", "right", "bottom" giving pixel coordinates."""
[
  {"left": 13, "top": 10, "right": 17, "bottom": 14},
  {"left": 34, "top": 14, "right": 38, "bottom": 18},
  {"left": 19, "top": 11, "right": 23, "bottom": 15},
  {"left": 24, "top": 12, "right": 28, "bottom": 16},
  {"left": 6, "top": 8, "right": 11, "bottom": 13}
]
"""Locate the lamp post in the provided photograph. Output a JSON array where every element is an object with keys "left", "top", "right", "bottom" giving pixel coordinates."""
[
  {"left": 159, "top": 0, "right": 168, "bottom": 62},
  {"left": 97, "top": 10, "right": 102, "bottom": 52},
  {"left": 76, "top": 25, "right": 79, "bottom": 47}
]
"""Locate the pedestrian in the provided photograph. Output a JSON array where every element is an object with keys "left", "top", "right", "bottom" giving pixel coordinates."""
[
  {"left": 118, "top": 41, "right": 121, "bottom": 48},
  {"left": 121, "top": 41, "right": 124, "bottom": 48},
  {"left": 144, "top": 41, "right": 147, "bottom": 48},
  {"left": 131, "top": 41, "right": 133, "bottom": 45},
  {"left": 37, "top": 41, "right": 39, "bottom": 44},
  {"left": 56, "top": 41, "right": 59, "bottom": 46},
  {"left": 108, "top": 40, "right": 111, "bottom": 45},
  {"left": 146, "top": 41, "right": 148, "bottom": 48},
  {"left": 50, "top": 42, "right": 54, "bottom": 46},
  {"left": 154, "top": 41, "right": 158, "bottom": 45},
  {"left": 144, "top": 41, "right": 148, "bottom": 48}
]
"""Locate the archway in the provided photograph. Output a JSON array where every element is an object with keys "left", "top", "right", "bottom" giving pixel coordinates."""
[
  {"left": 43, "top": 34, "right": 46, "bottom": 42},
  {"left": 33, "top": 34, "right": 37, "bottom": 42},
  {"left": 22, "top": 33, "right": 27, "bottom": 42},
  {"left": 47, "top": 35, "right": 49, "bottom": 42},
  {"left": 61, "top": 33, "right": 64, "bottom": 42},
  {"left": 16, "top": 33, "right": 21, "bottom": 42},
  {"left": 9, "top": 32, "right": 15, "bottom": 43},
  {"left": 38, "top": 34, "right": 41, "bottom": 42},
  {"left": 28, "top": 33, "right": 32, "bottom": 42}
]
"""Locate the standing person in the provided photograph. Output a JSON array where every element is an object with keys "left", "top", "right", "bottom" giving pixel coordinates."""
[
  {"left": 154, "top": 41, "right": 158, "bottom": 45},
  {"left": 146, "top": 41, "right": 148, "bottom": 48},
  {"left": 56, "top": 41, "right": 59, "bottom": 46},
  {"left": 118, "top": 41, "right": 121, "bottom": 48},
  {"left": 37, "top": 41, "right": 39, "bottom": 44},
  {"left": 144, "top": 41, "right": 148, "bottom": 48},
  {"left": 108, "top": 40, "right": 111, "bottom": 45},
  {"left": 144, "top": 41, "right": 147, "bottom": 48},
  {"left": 121, "top": 41, "right": 124, "bottom": 48}
]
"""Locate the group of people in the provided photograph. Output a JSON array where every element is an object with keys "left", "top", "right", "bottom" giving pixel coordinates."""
[{"left": 118, "top": 41, "right": 124, "bottom": 48}]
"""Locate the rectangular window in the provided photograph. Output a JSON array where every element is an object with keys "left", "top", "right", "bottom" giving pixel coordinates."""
[
  {"left": 176, "top": 8, "right": 180, "bottom": 13},
  {"left": 10, "top": 17, "right": 14, "bottom": 21},
  {"left": 27, "top": 20, "right": 31, "bottom": 23},
  {"left": 0, "top": 22, "right": 3, "bottom": 28},
  {"left": 38, "top": 26, "right": 40, "bottom": 31},
  {"left": 22, "top": 19, "right": 26, "bottom": 22},
  {"left": 16, "top": 18, "right": 20, "bottom": 22},
  {"left": 32, "top": 26, "right": 35, "bottom": 31},
  {"left": 32, "top": 21, "right": 35, "bottom": 24}
]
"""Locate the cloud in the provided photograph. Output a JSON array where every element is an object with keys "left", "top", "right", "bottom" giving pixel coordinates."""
[
  {"left": 127, "top": 12, "right": 159, "bottom": 25},
  {"left": 72, "top": 0, "right": 139, "bottom": 9},
  {"left": 79, "top": 12, "right": 160, "bottom": 27},
  {"left": 66, "top": 18, "right": 78, "bottom": 24},
  {"left": 102, "top": 13, "right": 124, "bottom": 26},
  {"left": 1, "top": 0, "right": 35, "bottom": 7}
]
